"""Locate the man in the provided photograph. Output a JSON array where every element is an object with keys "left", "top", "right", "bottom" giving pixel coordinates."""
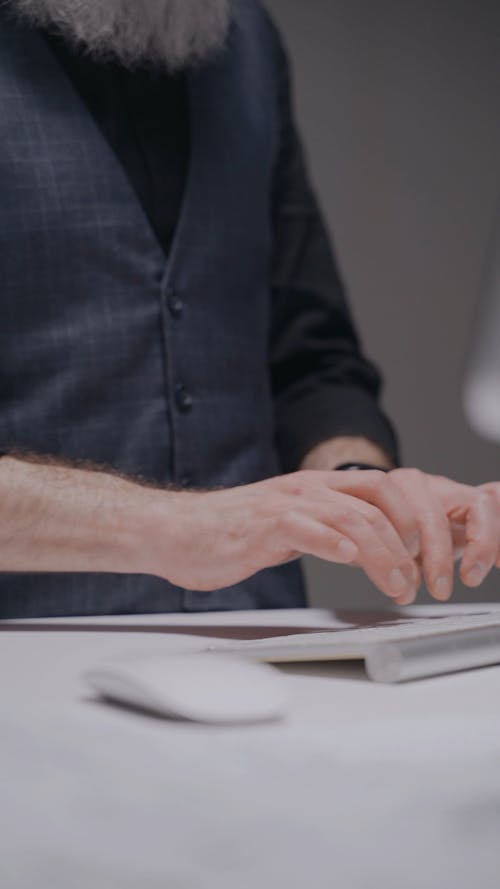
[{"left": 0, "top": 0, "right": 499, "bottom": 618}]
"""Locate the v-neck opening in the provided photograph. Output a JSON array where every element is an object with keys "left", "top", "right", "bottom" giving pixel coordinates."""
[{"left": 39, "top": 27, "right": 196, "bottom": 275}]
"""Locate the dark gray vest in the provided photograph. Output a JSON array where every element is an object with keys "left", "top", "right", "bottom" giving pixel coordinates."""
[{"left": 0, "top": 1, "right": 306, "bottom": 616}]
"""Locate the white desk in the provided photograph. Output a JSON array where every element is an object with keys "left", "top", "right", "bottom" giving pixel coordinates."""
[{"left": 1, "top": 605, "right": 500, "bottom": 889}]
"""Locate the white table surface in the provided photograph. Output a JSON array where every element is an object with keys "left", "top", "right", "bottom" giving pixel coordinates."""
[{"left": 1, "top": 604, "right": 500, "bottom": 889}]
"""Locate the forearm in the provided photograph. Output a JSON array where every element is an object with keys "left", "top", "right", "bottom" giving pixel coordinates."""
[
  {"left": 3, "top": 453, "right": 484, "bottom": 605},
  {"left": 0, "top": 454, "right": 161, "bottom": 575}
]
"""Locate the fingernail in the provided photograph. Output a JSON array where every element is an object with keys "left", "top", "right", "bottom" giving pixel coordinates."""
[
  {"left": 394, "top": 588, "right": 416, "bottom": 606},
  {"left": 464, "top": 562, "right": 486, "bottom": 587},
  {"left": 337, "top": 539, "right": 358, "bottom": 562},
  {"left": 394, "top": 586, "right": 417, "bottom": 605},
  {"left": 390, "top": 568, "right": 412, "bottom": 596},
  {"left": 434, "top": 576, "right": 452, "bottom": 601}
]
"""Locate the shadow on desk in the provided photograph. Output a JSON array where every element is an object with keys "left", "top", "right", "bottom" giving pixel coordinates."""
[
  {"left": 276, "top": 661, "right": 367, "bottom": 682},
  {"left": 0, "top": 623, "right": 340, "bottom": 639},
  {"left": 0, "top": 608, "right": 428, "bottom": 641}
]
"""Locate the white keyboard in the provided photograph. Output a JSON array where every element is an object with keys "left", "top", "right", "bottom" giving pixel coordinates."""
[{"left": 204, "top": 611, "right": 500, "bottom": 683}]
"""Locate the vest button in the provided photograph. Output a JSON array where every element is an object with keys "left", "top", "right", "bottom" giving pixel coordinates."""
[
  {"left": 167, "top": 291, "right": 184, "bottom": 317},
  {"left": 175, "top": 385, "right": 193, "bottom": 413}
]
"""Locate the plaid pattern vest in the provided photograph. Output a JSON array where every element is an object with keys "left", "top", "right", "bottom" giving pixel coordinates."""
[{"left": 0, "top": 2, "right": 306, "bottom": 616}]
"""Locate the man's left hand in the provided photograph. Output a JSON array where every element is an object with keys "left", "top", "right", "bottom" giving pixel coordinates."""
[
  {"left": 301, "top": 436, "right": 500, "bottom": 602},
  {"left": 414, "top": 474, "right": 500, "bottom": 589}
]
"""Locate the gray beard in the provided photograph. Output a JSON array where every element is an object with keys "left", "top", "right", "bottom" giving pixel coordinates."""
[{"left": 9, "top": 0, "right": 233, "bottom": 71}]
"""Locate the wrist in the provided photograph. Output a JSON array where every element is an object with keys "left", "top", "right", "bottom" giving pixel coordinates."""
[
  {"left": 126, "top": 486, "right": 186, "bottom": 581},
  {"left": 301, "top": 436, "right": 394, "bottom": 472}
]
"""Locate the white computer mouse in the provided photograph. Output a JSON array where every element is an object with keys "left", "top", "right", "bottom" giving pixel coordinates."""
[{"left": 85, "top": 652, "right": 288, "bottom": 724}]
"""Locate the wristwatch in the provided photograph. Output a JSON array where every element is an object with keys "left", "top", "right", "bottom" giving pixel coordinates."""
[{"left": 334, "top": 463, "right": 390, "bottom": 472}]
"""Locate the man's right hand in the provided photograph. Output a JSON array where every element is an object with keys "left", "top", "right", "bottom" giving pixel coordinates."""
[{"left": 141, "top": 469, "right": 422, "bottom": 602}]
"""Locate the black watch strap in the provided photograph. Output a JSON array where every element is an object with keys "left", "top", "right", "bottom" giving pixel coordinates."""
[{"left": 334, "top": 462, "right": 390, "bottom": 472}]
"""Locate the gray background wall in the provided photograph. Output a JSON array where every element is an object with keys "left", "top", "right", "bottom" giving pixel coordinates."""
[{"left": 266, "top": 0, "right": 500, "bottom": 606}]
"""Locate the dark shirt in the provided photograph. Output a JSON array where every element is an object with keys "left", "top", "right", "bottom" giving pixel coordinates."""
[{"left": 46, "top": 26, "right": 398, "bottom": 471}]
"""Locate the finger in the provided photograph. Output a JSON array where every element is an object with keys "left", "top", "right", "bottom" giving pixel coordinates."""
[
  {"left": 268, "top": 510, "right": 360, "bottom": 566},
  {"left": 311, "top": 502, "right": 417, "bottom": 601},
  {"left": 349, "top": 496, "right": 419, "bottom": 572},
  {"left": 479, "top": 485, "right": 500, "bottom": 569},
  {"left": 270, "top": 505, "right": 416, "bottom": 602},
  {"left": 390, "top": 470, "right": 454, "bottom": 601},
  {"left": 459, "top": 491, "right": 500, "bottom": 587},
  {"left": 327, "top": 470, "right": 420, "bottom": 557},
  {"left": 393, "top": 562, "right": 421, "bottom": 606},
  {"left": 450, "top": 519, "right": 467, "bottom": 560},
  {"left": 284, "top": 482, "right": 418, "bottom": 576}
]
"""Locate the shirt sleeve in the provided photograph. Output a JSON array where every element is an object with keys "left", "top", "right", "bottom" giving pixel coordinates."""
[{"left": 268, "top": 20, "right": 399, "bottom": 473}]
